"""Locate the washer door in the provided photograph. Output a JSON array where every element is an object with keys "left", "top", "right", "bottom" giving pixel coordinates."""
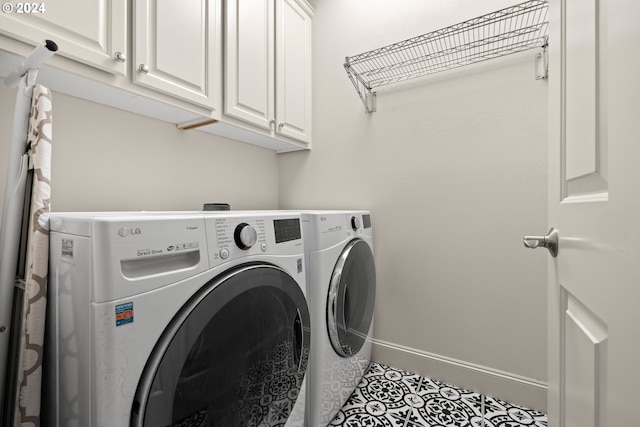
[
  {"left": 327, "top": 239, "right": 376, "bottom": 357},
  {"left": 131, "top": 264, "right": 310, "bottom": 427}
]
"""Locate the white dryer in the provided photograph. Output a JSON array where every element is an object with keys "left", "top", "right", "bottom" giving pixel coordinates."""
[
  {"left": 44, "top": 211, "right": 310, "bottom": 427},
  {"left": 301, "top": 211, "right": 376, "bottom": 427}
]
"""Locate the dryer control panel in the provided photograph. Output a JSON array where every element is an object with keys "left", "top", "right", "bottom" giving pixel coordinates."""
[{"left": 301, "top": 211, "right": 373, "bottom": 251}]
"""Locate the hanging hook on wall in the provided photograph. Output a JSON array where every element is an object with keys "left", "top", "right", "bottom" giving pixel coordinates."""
[{"left": 4, "top": 39, "right": 58, "bottom": 89}]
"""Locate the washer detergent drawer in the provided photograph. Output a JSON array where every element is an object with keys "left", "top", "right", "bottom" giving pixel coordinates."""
[
  {"left": 120, "top": 250, "right": 201, "bottom": 279},
  {"left": 90, "top": 217, "right": 210, "bottom": 302}
]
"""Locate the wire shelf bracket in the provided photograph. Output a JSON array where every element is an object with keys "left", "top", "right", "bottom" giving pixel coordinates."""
[{"left": 344, "top": 0, "right": 549, "bottom": 113}]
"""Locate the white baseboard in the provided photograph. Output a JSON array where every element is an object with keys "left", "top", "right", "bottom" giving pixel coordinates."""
[{"left": 371, "top": 339, "right": 547, "bottom": 413}]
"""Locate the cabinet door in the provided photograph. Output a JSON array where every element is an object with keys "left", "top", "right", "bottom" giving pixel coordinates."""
[
  {"left": 225, "top": 0, "right": 275, "bottom": 130},
  {"left": 275, "top": 0, "right": 312, "bottom": 143},
  {"left": 0, "top": 0, "right": 127, "bottom": 75},
  {"left": 134, "top": 0, "right": 221, "bottom": 111}
]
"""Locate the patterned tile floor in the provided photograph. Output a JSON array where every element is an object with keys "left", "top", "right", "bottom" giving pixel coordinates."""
[{"left": 329, "top": 362, "right": 547, "bottom": 427}]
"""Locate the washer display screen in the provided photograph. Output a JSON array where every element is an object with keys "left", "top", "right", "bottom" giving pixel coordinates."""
[{"left": 273, "top": 218, "right": 302, "bottom": 243}]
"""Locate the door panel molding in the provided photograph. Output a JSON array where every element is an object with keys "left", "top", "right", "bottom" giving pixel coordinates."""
[
  {"left": 562, "top": 0, "right": 607, "bottom": 199},
  {"left": 561, "top": 289, "right": 607, "bottom": 427}
]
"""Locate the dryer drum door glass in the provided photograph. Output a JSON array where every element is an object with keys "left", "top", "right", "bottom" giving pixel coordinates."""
[
  {"left": 327, "top": 239, "right": 376, "bottom": 357},
  {"left": 131, "top": 264, "right": 311, "bottom": 427}
]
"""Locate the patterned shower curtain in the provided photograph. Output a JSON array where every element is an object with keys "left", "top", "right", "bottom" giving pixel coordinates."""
[{"left": 13, "top": 85, "right": 52, "bottom": 427}]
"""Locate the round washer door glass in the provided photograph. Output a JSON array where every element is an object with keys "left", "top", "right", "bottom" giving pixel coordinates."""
[
  {"left": 327, "top": 239, "right": 376, "bottom": 357},
  {"left": 131, "top": 264, "right": 310, "bottom": 427}
]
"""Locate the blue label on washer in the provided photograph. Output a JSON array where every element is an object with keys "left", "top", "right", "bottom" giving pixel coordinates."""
[{"left": 115, "top": 302, "right": 134, "bottom": 326}]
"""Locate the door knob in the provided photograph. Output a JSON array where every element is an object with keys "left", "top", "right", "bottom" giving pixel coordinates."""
[{"left": 523, "top": 227, "right": 558, "bottom": 257}]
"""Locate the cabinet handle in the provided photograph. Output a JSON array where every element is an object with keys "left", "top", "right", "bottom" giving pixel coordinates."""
[
  {"left": 278, "top": 123, "right": 284, "bottom": 129},
  {"left": 269, "top": 119, "right": 275, "bottom": 129},
  {"left": 114, "top": 52, "right": 126, "bottom": 63},
  {"left": 138, "top": 64, "right": 150, "bottom": 74}
]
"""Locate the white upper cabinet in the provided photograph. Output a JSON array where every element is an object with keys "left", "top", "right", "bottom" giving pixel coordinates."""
[
  {"left": 225, "top": 0, "right": 313, "bottom": 144},
  {"left": 224, "top": 0, "right": 275, "bottom": 130},
  {"left": 134, "top": 0, "right": 222, "bottom": 111},
  {"left": 0, "top": 0, "right": 311, "bottom": 152},
  {"left": 0, "top": 0, "right": 128, "bottom": 75},
  {"left": 275, "top": 0, "right": 312, "bottom": 143}
]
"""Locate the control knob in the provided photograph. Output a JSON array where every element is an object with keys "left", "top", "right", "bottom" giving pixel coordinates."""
[
  {"left": 234, "top": 223, "right": 257, "bottom": 250},
  {"left": 350, "top": 216, "right": 360, "bottom": 231}
]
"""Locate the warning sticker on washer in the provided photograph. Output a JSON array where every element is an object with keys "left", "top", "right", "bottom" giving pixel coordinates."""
[
  {"left": 115, "top": 302, "right": 134, "bottom": 326},
  {"left": 61, "top": 239, "right": 74, "bottom": 258}
]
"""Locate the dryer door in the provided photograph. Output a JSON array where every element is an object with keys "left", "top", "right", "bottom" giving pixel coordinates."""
[
  {"left": 327, "top": 239, "right": 376, "bottom": 357},
  {"left": 131, "top": 264, "right": 310, "bottom": 427}
]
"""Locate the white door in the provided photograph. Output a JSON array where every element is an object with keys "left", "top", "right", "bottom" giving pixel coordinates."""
[
  {"left": 542, "top": 0, "right": 640, "bottom": 425},
  {"left": 134, "top": 0, "right": 221, "bottom": 110}
]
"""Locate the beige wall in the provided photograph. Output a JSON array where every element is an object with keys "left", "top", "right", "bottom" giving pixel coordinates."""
[
  {"left": 0, "top": 84, "right": 280, "bottom": 213},
  {"left": 279, "top": 0, "right": 549, "bottom": 408}
]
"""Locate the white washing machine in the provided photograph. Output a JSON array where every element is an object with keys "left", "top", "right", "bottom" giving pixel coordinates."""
[
  {"left": 300, "top": 211, "right": 376, "bottom": 427},
  {"left": 44, "top": 211, "right": 310, "bottom": 427}
]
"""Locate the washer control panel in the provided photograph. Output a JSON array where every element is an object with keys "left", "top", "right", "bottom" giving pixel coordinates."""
[
  {"left": 234, "top": 223, "right": 258, "bottom": 249},
  {"left": 350, "top": 215, "right": 360, "bottom": 231},
  {"left": 213, "top": 218, "right": 266, "bottom": 251},
  {"left": 206, "top": 214, "right": 303, "bottom": 265}
]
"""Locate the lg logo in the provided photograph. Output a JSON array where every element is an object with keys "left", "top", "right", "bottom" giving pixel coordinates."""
[{"left": 118, "top": 227, "right": 142, "bottom": 237}]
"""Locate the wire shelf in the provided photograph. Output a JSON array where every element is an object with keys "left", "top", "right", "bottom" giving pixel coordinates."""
[{"left": 344, "top": 0, "right": 549, "bottom": 112}]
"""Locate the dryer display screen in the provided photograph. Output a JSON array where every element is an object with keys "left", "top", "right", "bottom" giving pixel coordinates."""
[
  {"left": 273, "top": 218, "right": 302, "bottom": 243},
  {"left": 362, "top": 214, "right": 371, "bottom": 229}
]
